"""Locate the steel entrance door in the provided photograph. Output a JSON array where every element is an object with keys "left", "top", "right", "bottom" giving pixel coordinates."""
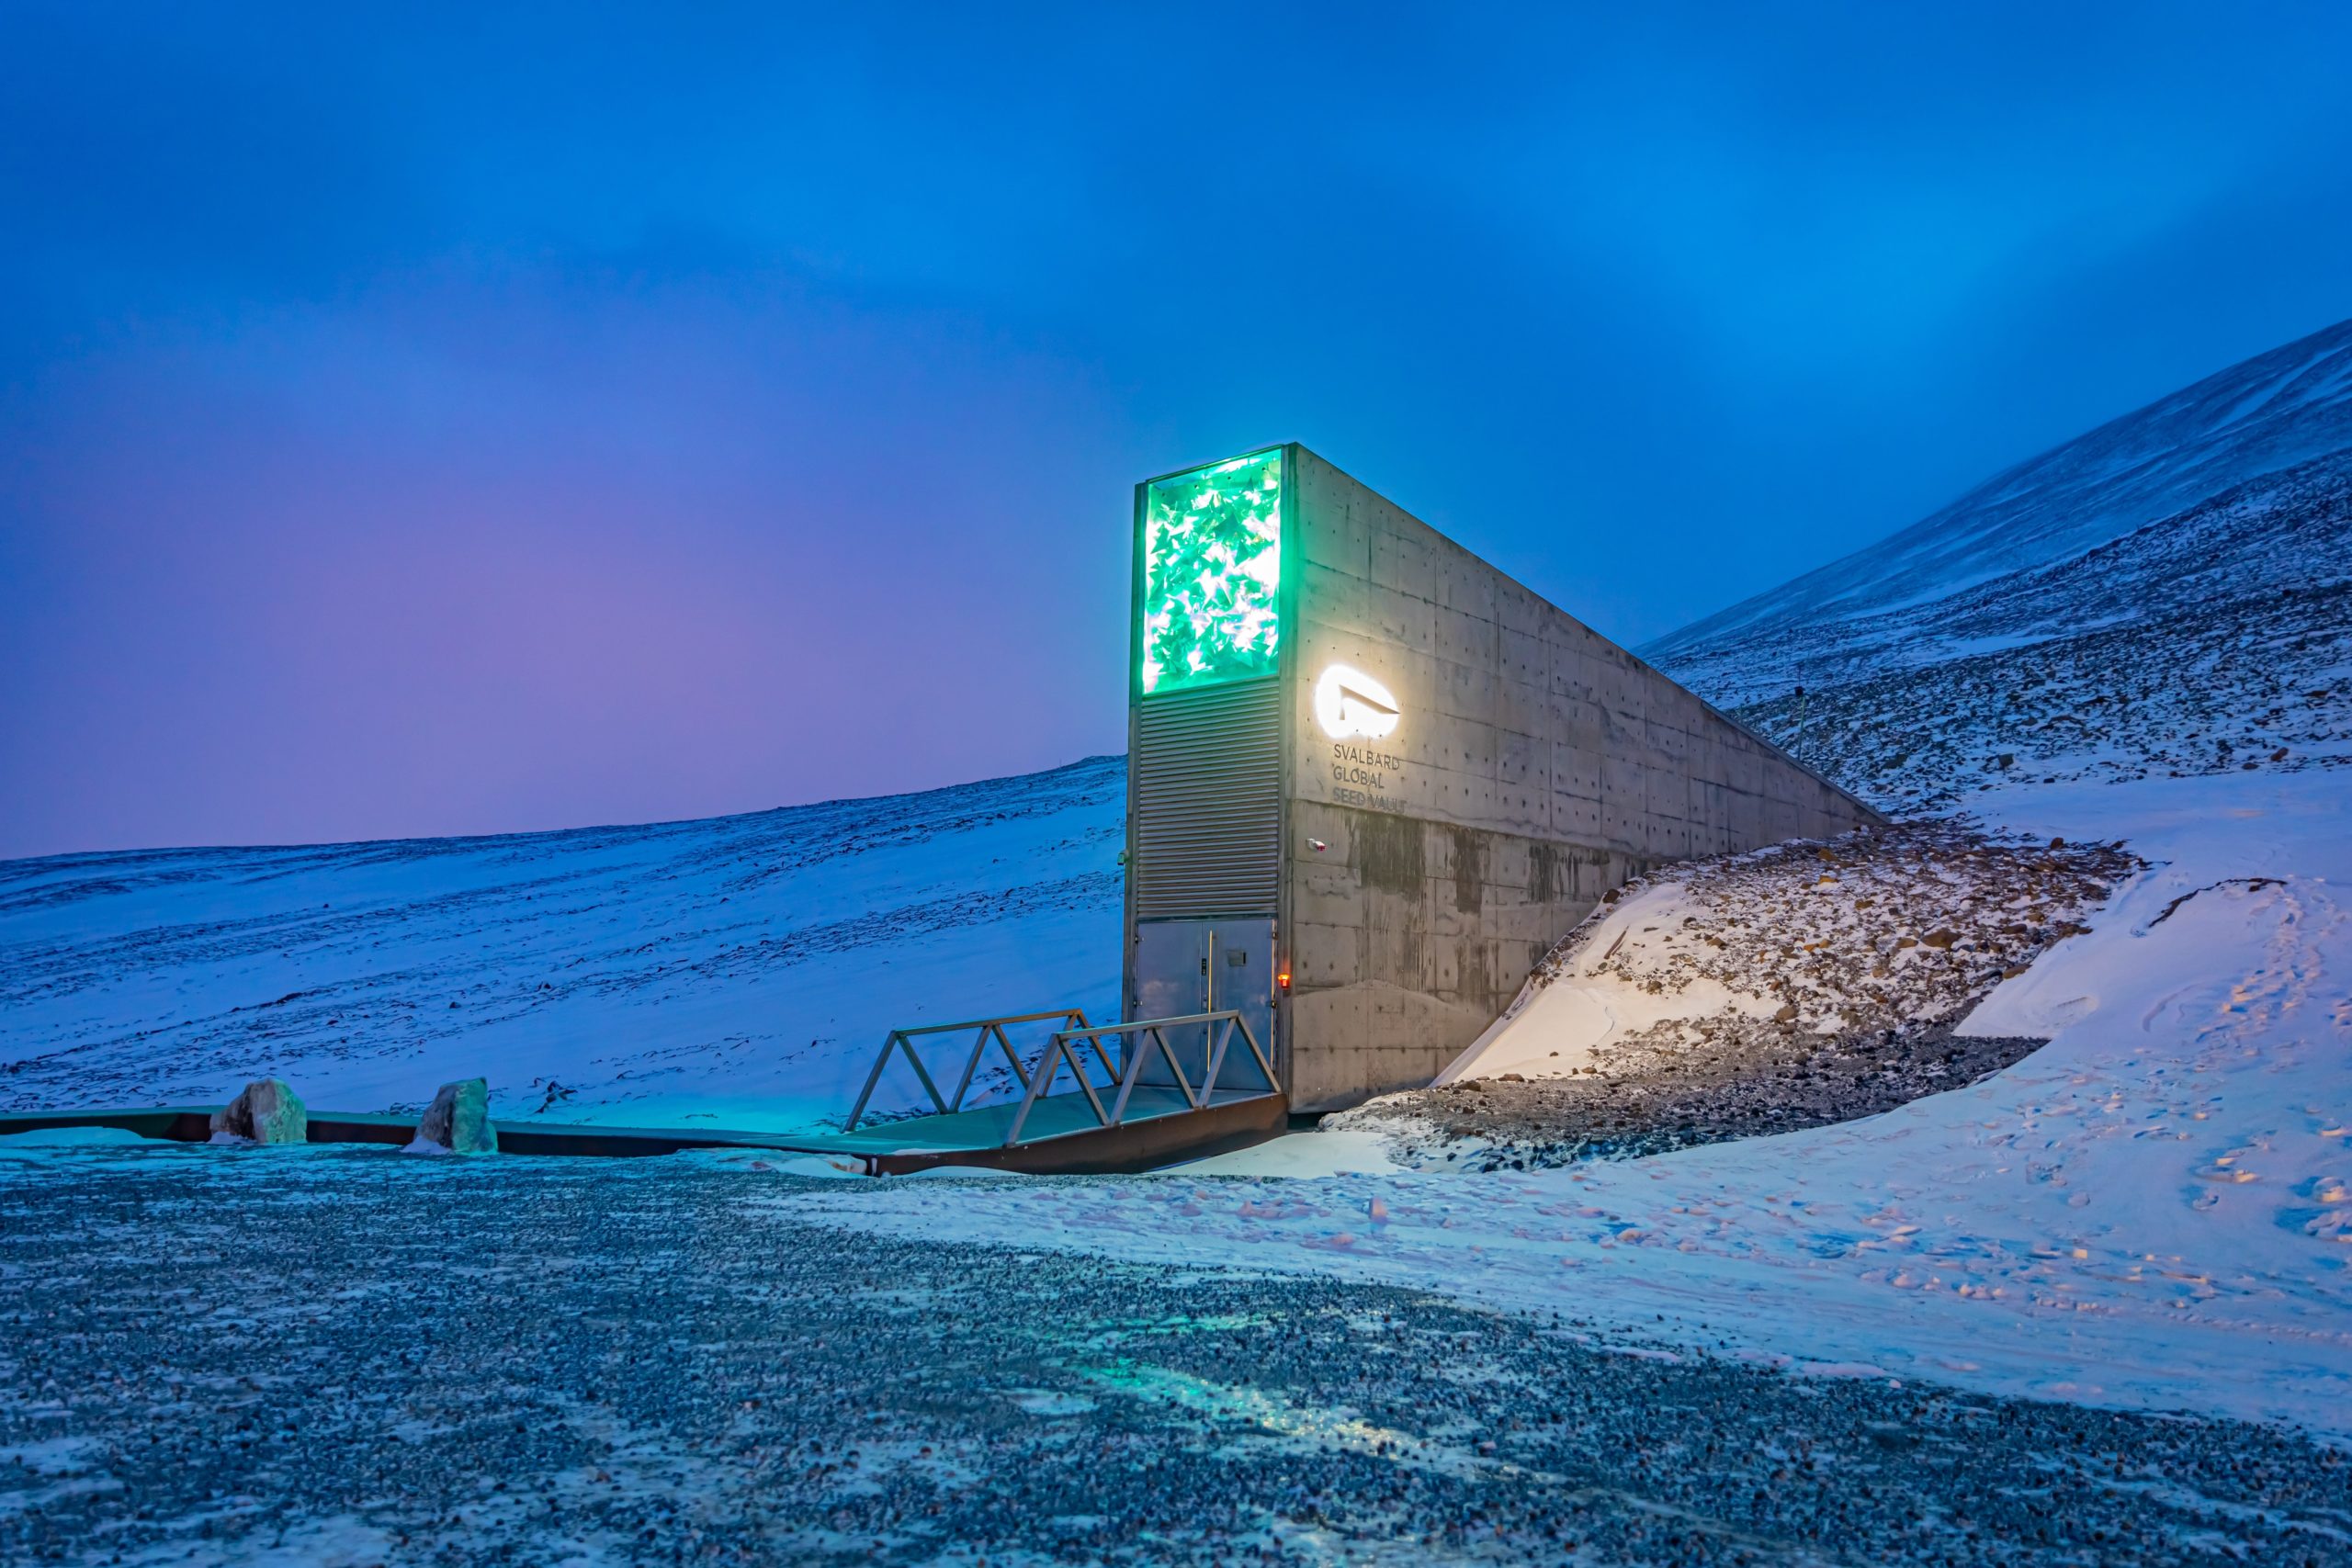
[{"left": 1129, "top": 917, "right": 1276, "bottom": 1090}]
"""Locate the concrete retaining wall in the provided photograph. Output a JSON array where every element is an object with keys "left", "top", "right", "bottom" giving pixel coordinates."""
[{"left": 1280, "top": 447, "right": 1879, "bottom": 1111}]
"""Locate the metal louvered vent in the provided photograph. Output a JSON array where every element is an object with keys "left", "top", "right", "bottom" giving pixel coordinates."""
[{"left": 1131, "top": 678, "right": 1283, "bottom": 919}]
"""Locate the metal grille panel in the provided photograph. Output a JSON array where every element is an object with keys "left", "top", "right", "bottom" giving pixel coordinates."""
[{"left": 1131, "top": 678, "right": 1283, "bottom": 919}]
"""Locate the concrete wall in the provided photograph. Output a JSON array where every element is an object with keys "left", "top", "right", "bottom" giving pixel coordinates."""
[{"left": 1279, "top": 446, "right": 1879, "bottom": 1111}]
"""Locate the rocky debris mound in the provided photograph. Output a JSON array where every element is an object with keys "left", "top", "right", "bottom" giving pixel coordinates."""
[
  {"left": 1337, "top": 819, "right": 2139, "bottom": 1171},
  {"left": 404, "top": 1077, "right": 497, "bottom": 1156},
  {"left": 209, "top": 1078, "right": 309, "bottom": 1145},
  {"left": 1541, "top": 819, "right": 2139, "bottom": 1042},
  {"left": 1360, "top": 1020, "right": 2049, "bottom": 1170}
]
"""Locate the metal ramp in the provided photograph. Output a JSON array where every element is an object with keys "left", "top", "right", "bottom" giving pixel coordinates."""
[{"left": 779, "top": 1007, "right": 1287, "bottom": 1174}]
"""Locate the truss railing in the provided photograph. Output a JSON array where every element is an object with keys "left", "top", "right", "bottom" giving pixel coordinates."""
[
  {"left": 1003, "top": 1010, "right": 1280, "bottom": 1147},
  {"left": 842, "top": 1008, "right": 1097, "bottom": 1132},
  {"left": 844, "top": 1007, "right": 1284, "bottom": 1148}
]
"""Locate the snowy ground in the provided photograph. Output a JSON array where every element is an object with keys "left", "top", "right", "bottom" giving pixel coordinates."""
[
  {"left": 789, "top": 769, "right": 2352, "bottom": 1438},
  {"left": 0, "top": 758, "right": 1125, "bottom": 1132},
  {"left": 8, "top": 1144, "right": 2351, "bottom": 1566}
]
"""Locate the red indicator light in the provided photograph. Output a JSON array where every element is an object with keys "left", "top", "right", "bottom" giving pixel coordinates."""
[{"left": 1277, "top": 971, "right": 1291, "bottom": 991}]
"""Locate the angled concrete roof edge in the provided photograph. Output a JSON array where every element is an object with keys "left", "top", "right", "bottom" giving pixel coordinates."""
[
  {"left": 1286, "top": 442, "right": 1891, "bottom": 829},
  {"left": 1633, "top": 658, "right": 1891, "bottom": 828}
]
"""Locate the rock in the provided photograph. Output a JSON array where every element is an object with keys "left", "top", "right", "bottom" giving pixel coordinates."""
[
  {"left": 1921, "top": 930, "right": 1957, "bottom": 949},
  {"left": 404, "top": 1077, "right": 498, "bottom": 1156},
  {"left": 210, "top": 1078, "right": 309, "bottom": 1145},
  {"left": 1772, "top": 1002, "right": 1799, "bottom": 1023}
]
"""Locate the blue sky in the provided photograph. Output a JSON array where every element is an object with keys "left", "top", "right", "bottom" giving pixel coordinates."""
[{"left": 5, "top": 2, "right": 2349, "bottom": 855}]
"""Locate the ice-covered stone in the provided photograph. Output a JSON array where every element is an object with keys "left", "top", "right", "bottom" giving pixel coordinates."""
[
  {"left": 209, "top": 1078, "right": 309, "bottom": 1145},
  {"left": 404, "top": 1077, "right": 497, "bottom": 1156}
]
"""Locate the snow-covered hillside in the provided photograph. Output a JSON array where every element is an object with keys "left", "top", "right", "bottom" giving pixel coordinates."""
[
  {"left": 0, "top": 758, "right": 1125, "bottom": 1129},
  {"left": 1650, "top": 326, "right": 2352, "bottom": 813},
  {"left": 1651, "top": 315, "right": 2352, "bottom": 694}
]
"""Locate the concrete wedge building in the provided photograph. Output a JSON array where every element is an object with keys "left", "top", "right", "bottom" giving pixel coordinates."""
[{"left": 1124, "top": 444, "right": 1882, "bottom": 1112}]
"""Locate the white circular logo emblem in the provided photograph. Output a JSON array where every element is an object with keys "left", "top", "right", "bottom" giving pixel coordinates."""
[{"left": 1314, "top": 664, "right": 1401, "bottom": 740}]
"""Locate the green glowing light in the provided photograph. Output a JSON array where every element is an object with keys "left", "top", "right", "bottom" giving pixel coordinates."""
[{"left": 1139, "top": 448, "right": 1283, "bottom": 694}]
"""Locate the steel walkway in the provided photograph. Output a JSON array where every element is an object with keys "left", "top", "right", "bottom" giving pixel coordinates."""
[{"left": 818, "top": 1006, "right": 1287, "bottom": 1173}]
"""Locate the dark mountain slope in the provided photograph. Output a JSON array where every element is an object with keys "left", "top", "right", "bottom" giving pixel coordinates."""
[
  {"left": 1645, "top": 323, "right": 2352, "bottom": 810},
  {"left": 1651, "top": 317, "right": 2352, "bottom": 711}
]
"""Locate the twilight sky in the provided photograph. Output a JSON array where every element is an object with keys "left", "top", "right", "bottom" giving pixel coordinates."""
[{"left": 5, "top": 3, "right": 2350, "bottom": 859}]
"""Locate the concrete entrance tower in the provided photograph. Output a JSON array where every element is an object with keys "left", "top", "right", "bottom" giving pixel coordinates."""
[{"left": 1123, "top": 445, "right": 1880, "bottom": 1112}]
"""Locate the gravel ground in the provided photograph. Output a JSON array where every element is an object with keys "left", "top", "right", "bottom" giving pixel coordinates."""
[
  {"left": 1339, "top": 1021, "right": 2052, "bottom": 1171},
  {"left": 6, "top": 1145, "right": 2350, "bottom": 1566}
]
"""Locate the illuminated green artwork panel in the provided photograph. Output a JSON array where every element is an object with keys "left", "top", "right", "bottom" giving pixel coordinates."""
[{"left": 1139, "top": 447, "right": 1283, "bottom": 694}]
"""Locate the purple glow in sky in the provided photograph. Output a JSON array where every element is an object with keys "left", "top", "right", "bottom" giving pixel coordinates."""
[{"left": 6, "top": 4, "right": 2350, "bottom": 857}]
